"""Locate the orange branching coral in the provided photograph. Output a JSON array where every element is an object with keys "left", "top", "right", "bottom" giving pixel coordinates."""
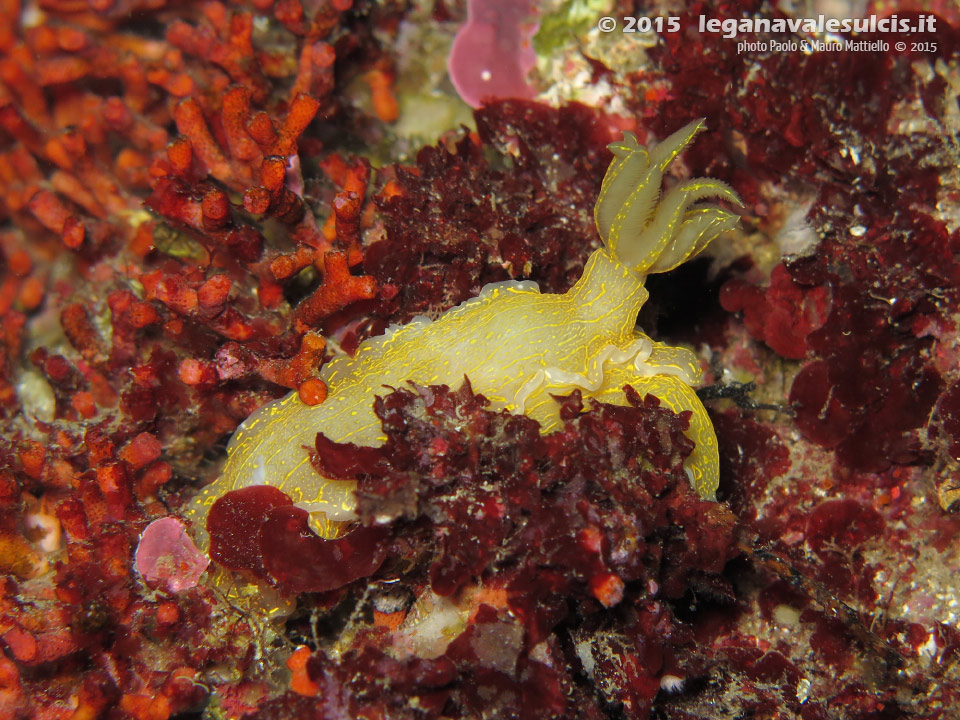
[
  {"left": 243, "top": 154, "right": 305, "bottom": 224},
  {"left": 0, "top": 236, "right": 43, "bottom": 315},
  {"left": 166, "top": 4, "right": 271, "bottom": 104},
  {"left": 60, "top": 303, "right": 106, "bottom": 363},
  {"left": 26, "top": 190, "right": 85, "bottom": 249},
  {"left": 286, "top": 645, "right": 320, "bottom": 697},
  {"left": 273, "top": 93, "right": 322, "bottom": 157},
  {"left": 333, "top": 189, "right": 363, "bottom": 266},
  {"left": 290, "top": 40, "right": 336, "bottom": 103},
  {"left": 0, "top": 0, "right": 407, "bottom": 711},
  {"left": 297, "top": 377, "right": 327, "bottom": 406},
  {"left": 316, "top": 153, "right": 371, "bottom": 266},
  {"left": 262, "top": 152, "right": 375, "bottom": 316},
  {"left": 293, "top": 250, "right": 377, "bottom": 333},
  {"left": 181, "top": 331, "right": 328, "bottom": 409},
  {"left": 0, "top": 21, "right": 189, "bottom": 253},
  {"left": 172, "top": 97, "right": 238, "bottom": 185},
  {"left": 270, "top": 244, "right": 317, "bottom": 281},
  {"left": 139, "top": 268, "right": 257, "bottom": 341},
  {"left": 0, "top": 313, "right": 23, "bottom": 416},
  {"left": 364, "top": 63, "right": 399, "bottom": 124},
  {"left": 220, "top": 85, "right": 261, "bottom": 164},
  {"left": 163, "top": 90, "right": 322, "bottom": 192},
  {"left": 259, "top": 332, "right": 327, "bottom": 389}
]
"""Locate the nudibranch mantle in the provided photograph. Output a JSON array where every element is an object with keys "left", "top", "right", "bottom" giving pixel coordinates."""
[{"left": 188, "top": 119, "right": 741, "bottom": 540}]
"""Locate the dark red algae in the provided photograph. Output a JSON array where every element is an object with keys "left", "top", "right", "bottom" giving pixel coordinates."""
[
  {"left": 642, "top": 5, "right": 960, "bottom": 718},
  {"left": 2, "top": 0, "right": 960, "bottom": 718},
  {"left": 210, "top": 382, "right": 740, "bottom": 719}
]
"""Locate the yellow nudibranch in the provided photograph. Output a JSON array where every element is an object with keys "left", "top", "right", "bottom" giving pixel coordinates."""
[{"left": 188, "top": 119, "right": 742, "bottom": 540}]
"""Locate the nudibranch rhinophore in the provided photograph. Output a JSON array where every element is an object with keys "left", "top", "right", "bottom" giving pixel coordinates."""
[{"left": 188, "top": 119, "right": 742, "bottom": 541}]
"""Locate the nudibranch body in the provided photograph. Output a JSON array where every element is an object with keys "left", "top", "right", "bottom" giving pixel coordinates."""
[{"left": 188, "top": 119, "right": 741, "bottom": 539}]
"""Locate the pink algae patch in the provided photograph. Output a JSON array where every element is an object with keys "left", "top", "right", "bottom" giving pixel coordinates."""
[
  {"left": 448, "top": 0, "right": 538, "bottom": 108},
  {"left": 135, "top": 517, "right": 209, "bottom": 592}
]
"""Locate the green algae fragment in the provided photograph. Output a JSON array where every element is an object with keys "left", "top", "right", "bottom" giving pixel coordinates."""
[
  {"left": 533, "top": 0, "right": 612, "bottom": 56},
  {"left": 153, "top": 223, "right": 207, "bottom": 261}
]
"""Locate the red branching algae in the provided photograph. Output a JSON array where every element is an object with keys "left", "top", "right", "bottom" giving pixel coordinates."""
[
  {"left": 720, "top": 263, "right": 831, "bottom": 360},
  {"left": 200, "top": 380, "right": 741, "bottom": 718},
  {"left": 367, "top": 100, "right": 617, "bottom": 328}
]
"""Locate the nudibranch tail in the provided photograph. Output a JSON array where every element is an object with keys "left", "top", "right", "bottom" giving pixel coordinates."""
[
  {"left": 589, "top": 364, "right": 719, "bottom": 501},
  {"left": 595, "top": 119, "right": 743, "bottom": 276}
]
